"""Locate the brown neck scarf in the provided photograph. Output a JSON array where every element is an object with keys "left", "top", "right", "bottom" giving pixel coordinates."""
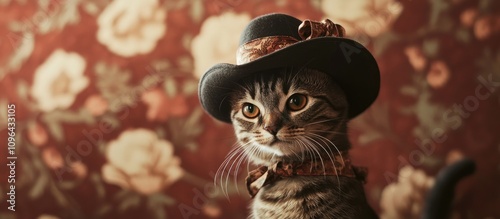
[{"left": 245, "top": 151, "right": 367, "bottom": 198}]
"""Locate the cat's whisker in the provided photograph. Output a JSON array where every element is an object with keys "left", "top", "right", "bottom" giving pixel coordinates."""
[
  {"left": 300, "top": 136, "right": 335, "bottom": 174},
  {"left": 296, "top": 143, "right": 306, "bottom": 161},
  {"left": 215, "top": 144, "right": 242, "bottom": 186},
  {"left": 215, "top": 141, "right": 250, "bottom": 198},
  {"left": 304, "top": 141, "right": 318, "bottom": 172},
  {"left": 304, "top": 135, "right": 326, "bottom": 173},
  {"left": 307, "top": 133, "right": 342, "bottom": 191},
  {"left": 307, "top": 133, "right": 336, "bottom": 160},
  {"left": 292, "top": 139, "right": 306, "bottom": 161},
  {"left": 269, "top": 151, "right": 277, "bottom": 163},
  {"left": 303, "top": 118, "right": 340, "bottom": 127},
  {"left": 224, "top": 141, "right": 254, "bottom": 197},
  {"left": 297, "top": 137, "right": 316, "bottom": 169},
  {"left": 309, "top": 133, "right": 346, "bottom": 172},
  {"left": 218, "top": 158, "right": 241, "bottom": 198},
  {"left": 283, "top": 141, "right": 301, "bottom": 161},
  {"left": 304, "top": 138, "right": 321, "bottom": 173},
  {"left": 310, "top": 134, "right": 346, "bottom": 192},
  {"left": 224, "top": 146, "right": 247, "bottom": 198},
  {"left": 245, "top": 142, "right": 261, "bottom": 173},
  {"left": 233, "top": 145, "right": 252, "bottom": 195},
  {"left": 296, "top": 138, "right": 309, "bottom": 163},
  {"left": 307, "top": 133, "right": 336, "bottom": 167},
  {"left": 245, "top": 148, "right": 254, "bottom": 173},
  {"left": 308, "top": 129, "right": 347, "bottom": 135}
]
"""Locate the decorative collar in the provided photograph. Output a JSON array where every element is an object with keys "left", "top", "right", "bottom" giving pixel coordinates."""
[{"left": 245, "top": 151, "right": 367, "bottom": 198}]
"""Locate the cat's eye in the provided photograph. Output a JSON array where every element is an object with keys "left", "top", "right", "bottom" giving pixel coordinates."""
[
  {"left": 287, "top": 94, "right": 308, "bottom": 111},
  {"left": 242, "top": 103, "right": 260, "bottom": 118}
]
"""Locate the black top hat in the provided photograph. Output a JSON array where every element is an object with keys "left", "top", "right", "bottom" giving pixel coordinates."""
[{"left": 198, "top": 13, "right": 380, "bottom": 123}]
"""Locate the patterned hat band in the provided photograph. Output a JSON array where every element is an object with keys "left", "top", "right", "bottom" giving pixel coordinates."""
[{"left": 236, "top": 19, "right": 346, "bottom": 65}]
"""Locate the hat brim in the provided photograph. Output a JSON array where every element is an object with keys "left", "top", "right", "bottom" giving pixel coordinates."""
[{"left": 198, "top": 37, "right": 380, "bottom": 123}]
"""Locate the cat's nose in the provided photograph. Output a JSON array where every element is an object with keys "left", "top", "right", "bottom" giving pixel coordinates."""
[
  {"left": 263, "top": 113, "right": 282, "bottom": 135},
  {"left": 264, "top": 125, "right": 278, "bottom": 135}
]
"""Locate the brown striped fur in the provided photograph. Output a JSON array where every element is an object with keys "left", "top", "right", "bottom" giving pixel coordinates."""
[{"left": 220, "top": 68, "right": 377, "bottom": 219}]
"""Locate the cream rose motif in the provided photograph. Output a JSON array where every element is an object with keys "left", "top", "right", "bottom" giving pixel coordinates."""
[
  {"left": 30, "top": 49, "right": 89, "bottom": 112},
  {"left": 321, "top": 0, "right": 402, "bottom": 38},
  {"left": 96, "top": 0, "right": 166, "bottom": 57},
  {"left": 191, "top": 12, "right": 251, "bottom": 78},
  {"left": 102, "top": 129, "right": 183, "bottom": 195},
  {"left": 380, "top": 166, "right": 435, "bottom": 219}
]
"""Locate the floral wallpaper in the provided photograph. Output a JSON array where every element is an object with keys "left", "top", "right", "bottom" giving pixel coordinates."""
[{"left": 0, "top": 0, "right": 499, "bottom": 219}]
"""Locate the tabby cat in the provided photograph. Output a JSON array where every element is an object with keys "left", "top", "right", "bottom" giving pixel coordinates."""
[
  {"left": 216, "top": 67, "right": 475, "bottom": 219},
  {"left": 218, "top": 68, "right": 375, "bottom": 219}
]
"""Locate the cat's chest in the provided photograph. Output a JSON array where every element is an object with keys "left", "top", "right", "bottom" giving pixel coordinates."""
[
  {"left": 250, "top": 177, "right": 334, "bottom": 218},
  {"left": 249, "top": 176, "right": 368, "bottom": 219},
  {"left": 251, "top": 178, "right": 311, "bottom": 219}
]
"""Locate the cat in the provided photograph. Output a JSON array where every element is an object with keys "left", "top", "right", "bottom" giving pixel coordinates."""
[
  {"left": 222, "top": 67, "right": 376, "bottom": 219},
  {"left": 216, "top": 67, "right": 475, "bottom": 219}
]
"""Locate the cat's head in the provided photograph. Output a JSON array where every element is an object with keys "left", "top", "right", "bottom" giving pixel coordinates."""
[{"left": 229, "top": 68, "right": 350, "bottom": 165}]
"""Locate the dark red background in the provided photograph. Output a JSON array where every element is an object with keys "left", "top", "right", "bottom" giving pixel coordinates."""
[{"left": 1, "top": 0, "right": 499, "bottom": 218}]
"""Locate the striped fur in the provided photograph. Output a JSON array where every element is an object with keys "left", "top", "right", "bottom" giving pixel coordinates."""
[
  {"left": 252, "top": 176, "right": 376, "bottom": 219},
  {"left": 222, "top": 68, "right": 377, "bottom": 219}
]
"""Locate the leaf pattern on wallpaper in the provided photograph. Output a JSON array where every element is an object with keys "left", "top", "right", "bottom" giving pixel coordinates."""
[
  {"left": 94, "top": 62, "right": 134, "bottom": 112},
  {"left": 167, "top": 108, "right": 203, "bottom": 151},
  {"left": 0, "top": 31, "right": 34, "bottom": 79},
  {"left": 476, "top": 49, "right": 500, "bottom": 107},
  {"left": 400, "top": 75, "right": 458, "bottom": 141},
  {"left": 351, "top": 103, "right": 395, "bottom": 146},
  {"left": 148, "top": 193, "right": 176, "bottom": 219},
  {"left": 36, "top": 0, "right": 81, "bottom": 34},
  {"left": 2, "top": 0, "right": 81, "bottom": 79},
  {"left": 477, "top": 49, "right": 500, "bottom": 82},
  {"left": 371, "top": 31, "right": 400, "bottom": 56},
  {"left": 15, "top": 138, "right": 88, "bottom": 217},
  {"left": 428, "top": 0, "right": 452, "bottom": 30},
  {"left": 40, "top": 109, "right": 95, "bottom": 142},
  {"left": 421, "top": 39, "right": 440, "bottom": 59}
]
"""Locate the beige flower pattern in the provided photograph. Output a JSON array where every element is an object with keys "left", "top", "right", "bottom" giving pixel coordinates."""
[
  {"left": 30, "top": 49, "right": 89, "bottom": 112},
  {"left": 321, "top": 0, "right": 402, "bottom": 38},
  {"left": 102, "top": 129, "right": 183, "bottom": 195},
  {"left": 380, "top": 166, "right": 435, "bottom": 219},
  {"left": 96, "top": 0, "right": 166, "bottom": 57},
  {"left": 191, "top": 12, "right": 251, "bottom": 78}
]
